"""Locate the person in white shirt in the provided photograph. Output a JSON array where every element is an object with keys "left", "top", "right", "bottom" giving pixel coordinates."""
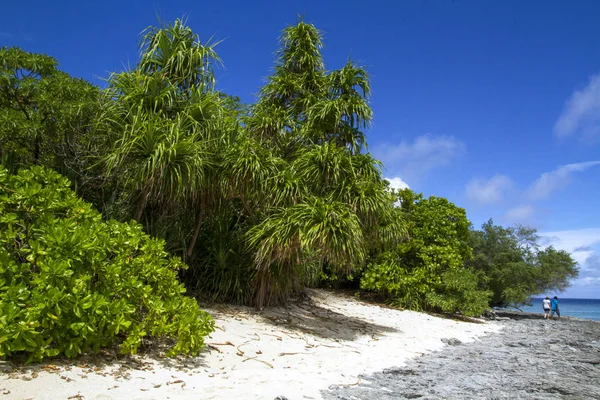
[{"left": 542, "top": 297, "right": 551, "bottom": 319}]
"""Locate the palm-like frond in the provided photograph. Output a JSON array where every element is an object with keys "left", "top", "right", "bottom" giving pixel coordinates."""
[
  {"left": 375, "top": 203, "right": 409, "bottom": 249},
  {"left": 138, "top": 18, "right": 221, "bottom": 92},
  {"left": 279, "top": 21, "right": 325, "bottom": 76},
  {"left": 97, "top": 18, "right": 402, "bottom": 308},
  {"left": 106, "top": 71, "right": 181, "bottom": 115},
  {"left": 246, "top": 103, "right": 293, "bottom": 146},
  {"left": 328, "top": 60, "right": 371, "bottom": 100},
  {"left": 267, "top": 164, "right": 305, "bottom": 207},
  {"left": 259, "top": 21, "right": 327, "bottom": 112},
  {"left": 104, "top": 112, "right": 214, "bottom": 221},
  {"left": 247, "top": 197, "right": 365, "bottom": 274},
  {"left": 221, "top": 135, "right": 279, "bottom": 201},
  {"left": 293, "top": 143, "right": 354, "bottom": 192}
]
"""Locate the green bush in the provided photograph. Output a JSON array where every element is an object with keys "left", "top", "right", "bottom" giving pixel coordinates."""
[
  {"left": 425, "top": 269, "right": 491, "bottom": 317},
  {"left": 360, "top": 190, "right": 491, "bottom": 317},
  {"left": 0, "top": 166, "right": 214, "bottom": 362},
  {"left": 360, "top": 254, "right": 434, "bottom": 312},
  {"left": 361, "top": 256, "right": 491, "bottom": 317}
]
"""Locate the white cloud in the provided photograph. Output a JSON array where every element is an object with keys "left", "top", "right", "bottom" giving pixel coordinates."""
[
  {"left": 385, "top": 176, "right": 409, "bottom": 191},
  {"left": 577, "top": 276, "right": 600, "bottom": 286},
  {"left": 539, "top": 229, "right": 600, "bottom": 297},
  {"left": 374, "top": 134, "right": 466, "bottom": 184},
  {"left": 466, "top": 175, "right": 512, "bottom": 205},
  {"left": 564, "top": 255, "right": 600, "bottom": 293},
  {"left": 503, "top": 204, "right": 536, "bottom": 225},
  {"left": 527, "top": 161, "right": 600, "bottom": 201},
  {"left": 539, "top": 228, "right": 600, "bottom": 266},
  {"left": 554, "top": 74, "right": 600, "bottom": 142},
  {"left": 580, "top": 254, "right": 600, "bottom": 274}
]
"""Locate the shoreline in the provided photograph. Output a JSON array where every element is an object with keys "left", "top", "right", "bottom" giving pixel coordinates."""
[
  {"left": 0, "top": 289, "right": 501, "bottom": 400},
  {"left": 493, "top": 308, "right": 600, "bottom": 323},
  {"left": 326, "top": 311, "right": 600, "bottom": 400}
]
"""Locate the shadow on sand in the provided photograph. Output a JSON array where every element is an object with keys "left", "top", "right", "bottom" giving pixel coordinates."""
[
  {"left": 256, "top": 295, "right": 398, "bottom": 341},
  {"left": 1, "top": 290, "right": 397, "bottom": 376},
  {"left": 0, "top": 339, "right": 209, "bottom": 380}
]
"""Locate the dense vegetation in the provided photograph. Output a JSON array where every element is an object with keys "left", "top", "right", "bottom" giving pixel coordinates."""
[
  {"left": 0, "top": 166, "right": 213, "bottom": 362},
  {"left": 361, "top": 189, "right": 491, "bottom": 316},
  {"left": 0, "top": 17, "right": 579, "bottom": 359}
]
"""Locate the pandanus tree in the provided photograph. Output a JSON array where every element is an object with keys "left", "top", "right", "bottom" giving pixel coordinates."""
[
  {"left": 103, "top": 19, "right": 233, "bottom": 262},
  {"left": 240, "top": 20, "right": 406, "bottom": 307},
  {"left": 103, "top": 18, "right": 405, "bottom": 307}
]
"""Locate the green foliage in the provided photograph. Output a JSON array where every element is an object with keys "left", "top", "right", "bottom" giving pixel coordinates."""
[
  {"left": 536, "top": 246, "right": 579, "bottom": 292},
  {"left": 97, "top": 18, "right": 407, "bottom": 308},
  {"left": 189, "top": 205, "right": 255, "bottom": 305},
  {"left": 468, "top": 219, "right": 579, "bottom": 307},
  {"left": 425, "top": 269, "right": 490, "bottom": 317},
  {"left": 0, "top": 47, "right": 102, "bottom": 195},
  {"left": 238, "top": 20, "right": 406, "bottom": 306},
  {"left": 2, "top": 18, "right": 578, "bottom": 318},
  {"left": 0, "top": 166, "right": 214, "bottom": 362},
  {"left": 139, "top": 18, "right": 220, "bottom": 92},
  {"left": 361, "top": 189, "right": 491, "bottom": 316}
]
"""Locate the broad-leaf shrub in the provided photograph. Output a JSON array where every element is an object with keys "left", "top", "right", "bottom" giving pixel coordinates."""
[
  {"left": 0, "top": 166, "right": 214, "bottom": 362},
  {"left": 361, "top": 190, "right": 491, "bottom": 317}
]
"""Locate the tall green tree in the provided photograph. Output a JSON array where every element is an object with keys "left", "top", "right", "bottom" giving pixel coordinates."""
[
  {"left": 468, "top": 220, "right": 579, "bottom": 307},
  {"left": 237, "top": 20, "right": 405, "bottom": 307},
  {"left": 102, "top": 19, "right": 235, "bottom": 264},
  {"left": 0, "top": 47, "right": 102, "bottom": 195},
  {"left": 361, "top": 189, "right": 491, "bottom": 316}
]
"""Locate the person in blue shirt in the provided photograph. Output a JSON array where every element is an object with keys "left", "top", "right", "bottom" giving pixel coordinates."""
[{"left": 550, "top": 296, "right": 560, "bottom": 320}]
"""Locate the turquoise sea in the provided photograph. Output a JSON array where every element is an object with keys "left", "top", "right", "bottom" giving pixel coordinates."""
[{"left": 519, "top": 298, "right": 600, "bottom": 321}]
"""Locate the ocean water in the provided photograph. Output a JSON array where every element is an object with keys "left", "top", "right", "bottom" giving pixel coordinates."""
[{"left": 518, "top": 298, "right": 600, "bottom": 321}]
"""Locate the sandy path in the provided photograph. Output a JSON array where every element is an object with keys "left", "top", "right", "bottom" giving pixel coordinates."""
[{"left": 0, "top": 289, "right": 500, "bottom": 400}]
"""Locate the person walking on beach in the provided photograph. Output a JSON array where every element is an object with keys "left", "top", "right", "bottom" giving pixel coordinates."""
[
  {"left": 542, "top": 296, "right": 551, "bottom": 319},
  {"left": 550, "top": 296, "right": 560, "bottom": 320}
]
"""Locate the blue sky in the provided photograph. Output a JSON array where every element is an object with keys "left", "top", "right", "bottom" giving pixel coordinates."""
[{"left": 2, "top": 1, "right": 599, "bottom": 297}]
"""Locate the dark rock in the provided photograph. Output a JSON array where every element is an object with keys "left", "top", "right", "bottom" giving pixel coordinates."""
[
  {"left": 383, "top": 367, "right": 419, "bottom": 376},
  {"left": 441, "top": 337, "right": 462, "bottom": 346},
  {"left": 494, "top": 310, "right": 546, "bottom": 320}
]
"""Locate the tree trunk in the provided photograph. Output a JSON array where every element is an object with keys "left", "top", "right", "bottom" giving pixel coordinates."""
[
  {"left": 134, "top": 190, "right": 148, "bottom": 222},
  {"left": 33, "top": 136, "right": 40, "bottom": 164},
  {"left": 186, "top": 208, "right": 203, "bottom": 260},
  {"left": 254, "top": 268, "right": 271, "bottom": 309}
]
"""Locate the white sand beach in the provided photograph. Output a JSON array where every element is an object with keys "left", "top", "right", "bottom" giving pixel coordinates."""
[{"left": 0, "top": 289, "right": 501, "bottom": 400}]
